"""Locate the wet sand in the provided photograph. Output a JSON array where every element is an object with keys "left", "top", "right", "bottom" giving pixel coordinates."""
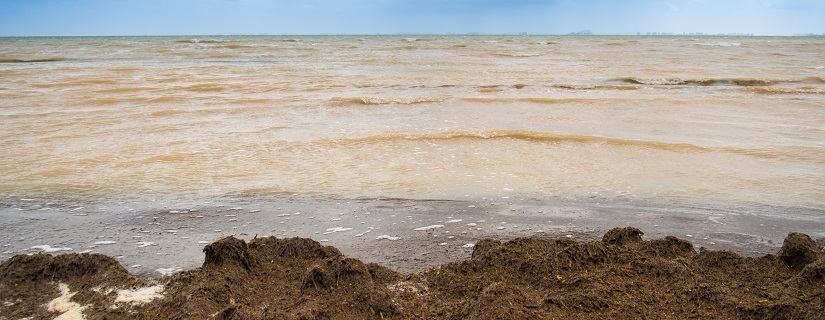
[{"left": 2, "top": 196, "right": 823, "bottom": 276}]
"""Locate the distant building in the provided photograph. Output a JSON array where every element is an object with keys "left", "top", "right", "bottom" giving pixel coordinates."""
[{"left": 568, "top": 30, "right": 593, "bottom": 36}]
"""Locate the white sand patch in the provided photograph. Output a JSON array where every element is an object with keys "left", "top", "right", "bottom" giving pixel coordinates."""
[
  {"left": 115, "top": 285, "right": 164, "bottom": 305},
  {"left": 136, "top": 242, "right": 155, "bottom": 248},
  {"left": 93, "top": 241, "right": 116, "bottom": 245},
  {"left": 467, "top": 223, "right": 477, "bottom": 226},
  {"left": 445, "top": 219, "right": 462, "bottom": 223},
  {"left": 31, "top": 245, "right": 72, "bottom": 253},
  {"left": 414, "top": 225, "right": 444, "bottom": 231},
  {"left": 375, "top": 235, "right": 401, "bottom": 241},
  {"left": 46, "top": 283, "right": 87, "bottom": 320},
  {"left": 323, "top": 227, "right": 353, "bottom": 234}
]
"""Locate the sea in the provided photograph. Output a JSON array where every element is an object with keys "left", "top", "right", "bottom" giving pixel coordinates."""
[{"left": 1, "top": 35, "right": 823, "bottom": 213}]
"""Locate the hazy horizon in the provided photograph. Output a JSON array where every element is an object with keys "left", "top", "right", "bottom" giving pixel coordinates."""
[{"left": 2, "top": 0, "right": 824, "bottom": 37}]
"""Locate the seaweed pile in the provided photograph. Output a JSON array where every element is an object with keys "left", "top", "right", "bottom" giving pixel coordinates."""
[{"left": 2, "top": 227, "right": 823, "bottom": 319}]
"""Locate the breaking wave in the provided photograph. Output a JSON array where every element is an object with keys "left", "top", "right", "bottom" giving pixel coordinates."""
[
  {"left": 337, "top": 130, "right": 711, "bottom": 152},
  {"left": 329, "top": 97, "right": 446, "bottom": 105},
  {"left": 461, "top": 97, "right": 628, "bottom": 104},
  {"left": 744, "top": 86, "right": 825, "bottom": 95},
  {"left": 323, "top": 130, "right": 821, "bottom": 162},
  {"left": 613, "top": 77, "right": 825, "bottom": 87},
  {"left": 0, "top": 57, "right": 68, "bottom": 63}
]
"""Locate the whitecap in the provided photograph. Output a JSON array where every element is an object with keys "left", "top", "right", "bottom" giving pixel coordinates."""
[
  {"left": 31, "top": 245, "right": 72, "bottom": 252},
  {"left": 323, "top": 226, "right": 353, "bottom": 234}
]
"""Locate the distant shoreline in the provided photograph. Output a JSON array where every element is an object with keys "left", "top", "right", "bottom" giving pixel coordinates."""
[{"left": 2, "top": 33, "right": 824, "bottom": 38}]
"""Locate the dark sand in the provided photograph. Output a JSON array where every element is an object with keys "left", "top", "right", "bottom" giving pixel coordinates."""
[{"left": 2, "top": 227, "right": 824, "bottom": 319}]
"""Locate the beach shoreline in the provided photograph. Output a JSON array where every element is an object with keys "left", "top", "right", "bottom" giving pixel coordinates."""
[
  {"left": 2, "top": 196, "right": 823, "bottom": 277},
  {"left": 2, "top": 225, "right": 823, "bottom": 319}
]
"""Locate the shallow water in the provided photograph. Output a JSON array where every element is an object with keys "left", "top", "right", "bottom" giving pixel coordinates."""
[{"left": 1, "top": 35, "right": 823, "bottom": 210}]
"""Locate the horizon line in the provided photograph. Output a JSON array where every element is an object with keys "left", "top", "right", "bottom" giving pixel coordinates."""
[{"left": 2, "top": 32, "right": 824, "bottom": 38}]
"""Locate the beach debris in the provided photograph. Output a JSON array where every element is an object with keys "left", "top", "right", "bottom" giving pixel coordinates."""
[
  {"left": 462, "top": 243, "right": 475, "bottom": 248},
  {"left": 30, "top": 245, "right": 72, "bottom": 252},
  {"left": 376, "top": 235, "right": 401, "bottom": 241},
  {"left": 136, "top": 242, "right": 155, "bottom": 248},
  {"left": 415, "top": 225, "right": 444, "bottom": 231},
  {"left": 93, "top": 241, "right": 117, "bottom": 245},
  {"left": 445, "top": 219, "right": 463, "bottom": 223}
]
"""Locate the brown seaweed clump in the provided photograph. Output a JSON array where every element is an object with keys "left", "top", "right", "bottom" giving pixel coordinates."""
[{"left": 2, "top": 228, "right": 824, "bottom": 319}]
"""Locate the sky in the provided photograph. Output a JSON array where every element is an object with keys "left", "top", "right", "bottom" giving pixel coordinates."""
[{"left": 1, "top": 0, "right": 823, "bottom": 36}]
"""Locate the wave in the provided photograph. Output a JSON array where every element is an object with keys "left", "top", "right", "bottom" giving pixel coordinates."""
[
  {"left": 694, "top": 42, "right": 741, "bottom": 47},
  {"left": 328, "top": 130, "right": 820, "bottom": 161},
  {"left": 0, "top": 57, "right": 68, "bottom": 63},
  {"left": 552, "top": 84, "right": 640, "bottom": 90},
  {"left": 491, "top": 52, "right": 542, "bottom": 58},
  {"left": 612, "top": 77, "right": 824, "bottom": 87},
  {"left": 744, "top": 86, "right": 825, "bottom": 95},
  {"left": 173, "top": 39, "right": 227, "bottom": 44},
  {"left": 461, "top": 97, "right": 627, "bottom": 104},
  {"left": 336, "top": 130, "right": 711, "bottom": 152},
  {"left": 329, "top": 96, "right": 445, "bottom": 105}
]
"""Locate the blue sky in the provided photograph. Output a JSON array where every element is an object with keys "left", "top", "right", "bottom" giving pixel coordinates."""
[{"left": 1, "top": 0, "right": 823, "bottom": 36}]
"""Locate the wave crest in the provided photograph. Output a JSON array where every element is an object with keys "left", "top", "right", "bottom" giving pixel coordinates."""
[
  {"left": 339, "top": 130, "right": 710, "bottom": 152},
  {"left": 612, "top": 77, "right": 804, "bottom": 87},
  {"left": 330, "top": 97, "right": 445, "bottom": 105},
  {"left": 0, "top": 57, "right": 68, "bottom": 63}
]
